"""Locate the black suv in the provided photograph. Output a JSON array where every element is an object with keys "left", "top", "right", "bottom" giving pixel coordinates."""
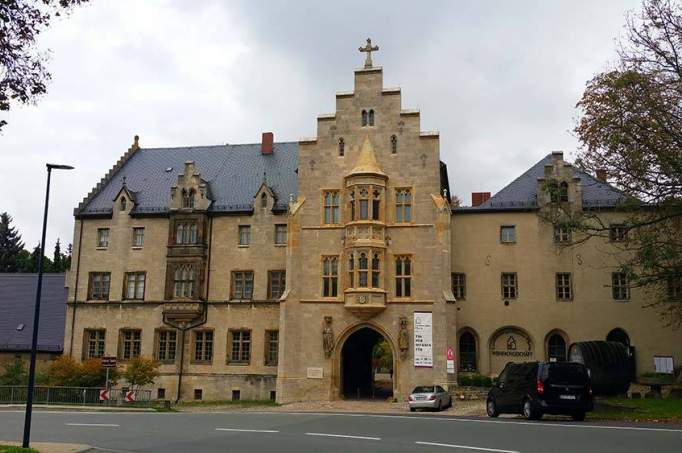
[{"left": 486, "top": 361, "right": 593, "bottom": 421}]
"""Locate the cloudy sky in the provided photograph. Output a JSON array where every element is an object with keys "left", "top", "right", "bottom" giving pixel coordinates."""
[{"left": 1, "top": 0, "right": 640, "bottom": 252}]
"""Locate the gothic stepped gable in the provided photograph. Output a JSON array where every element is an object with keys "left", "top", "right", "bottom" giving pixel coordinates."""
[{"left": 75, "top": 142, "right": 299, "bottom": 216}]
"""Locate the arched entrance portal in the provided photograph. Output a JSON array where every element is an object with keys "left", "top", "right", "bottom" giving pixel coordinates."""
[{"left": 341, "top": 327, "right": 394, "bottom": 400}]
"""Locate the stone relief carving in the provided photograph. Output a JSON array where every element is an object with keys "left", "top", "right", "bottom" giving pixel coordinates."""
[
  {"left": 323, "top": 316, "right": 334, "bottom": 358},
  {"left": 398, "top": 317, "right": 409, "bottom": 359}
]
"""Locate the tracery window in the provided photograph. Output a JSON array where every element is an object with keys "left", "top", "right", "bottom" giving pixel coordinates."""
[
  {"left": 358, "top": 253, "right": 368, "bottom": 287},
  {"left": 371, "top": 253, "right": 381, "bottom": 288},
  {"left": 395, "top": 188, "right": 412, "bottom": 223},
  {"left": 359, "top": 188, "right": 369, "bottom": 220},
  {"left": 324, "top": 191, "right": 340, "bottom": 224},
  {"left": 372, "top": 189, "right": 381, "bottom": 221},
  {"left": 182, "top": 189, "right": 195, "bottom": 208},
  {"left": 174, "top": 264, "right": 196, "bottom": 298},
  {"left": 395, "top": 256, "right": 412, "bottom": 297},
  {"left": 322, "top": 256, "right": 338, "bottom": 297},
  {"left": 339, "top": 137, "right": 345, "bottom": 156},
  {"left": 176, "top": 222, "right": 198, "bottom": 245},
  {"left": 559, "top": 182, "right": 569, "bottom": 202}
]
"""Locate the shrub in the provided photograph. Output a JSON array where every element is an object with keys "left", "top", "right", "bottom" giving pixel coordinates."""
[
  {"left": 458, "top": 374, "right": 472, "bottom": 386},
  {"left": 0, "top": 358, "right": 26, "bottom": 385},
  {"left": 46, "top": 356, "right": 118, "bottom": 387},
  {"left": 482, "top": 376, "right": 493, "bottom": 388},
  {"left": 122, "top": 357, "right": 159, "bottom": 390},
  {"left": 471, "top": 374, "right": 484, "bottom": 387}
]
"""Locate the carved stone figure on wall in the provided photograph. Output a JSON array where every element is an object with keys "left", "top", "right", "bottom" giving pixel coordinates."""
[
  {"left": 323, "top": 316, "right": 334, "bottom": 358},
  {"left": 398, "top": 317, "right": 409, "bottom": 359}
]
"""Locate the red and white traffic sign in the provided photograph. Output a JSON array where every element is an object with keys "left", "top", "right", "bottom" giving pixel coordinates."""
[
  {"left": 125, "top": 391, "right": 136, "bottom": 402},
  {"left": 99, "top": 389, "right": 109, "bottom": 401},
  {"left": 446, "top": 346, "right": 455, "bottom": 361}
]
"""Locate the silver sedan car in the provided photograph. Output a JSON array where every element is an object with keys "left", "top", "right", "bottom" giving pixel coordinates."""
[{"left": 408, "top": 385, "right": 452, "bottom": 412}]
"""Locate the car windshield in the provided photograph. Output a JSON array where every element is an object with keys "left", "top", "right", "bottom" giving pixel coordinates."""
[
  {"left": 546, "top": 363, "right": 588, "bottom": 381},
  {"left": 412, "top": 386, "right": 435, "bottom": 393}
]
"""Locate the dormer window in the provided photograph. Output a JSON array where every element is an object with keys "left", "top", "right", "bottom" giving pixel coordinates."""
[
  {"left": 182, "top": 189, "right": 195, "bottom": 208},
  {"left": 549, "top": 181, "right": 559, "bottom": 203},
  {"left": 559, "top": 182, "right": 569, "bottom": 202},
  {"left": 261, "top": 192, "right": 267, "bottom": 208},
  {"left": 120, "top": 197, "right": 127, "bottom": 211}
]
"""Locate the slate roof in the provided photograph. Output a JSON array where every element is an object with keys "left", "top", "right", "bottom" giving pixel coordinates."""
[
  {"left": 456, "top": 154, "right": 627, "bottom": 212},
  {"left": 0, "top": 274, "right": 67, "bottom": 353},
  {"left": 77, "top": 142, "right": 299, "bottom": 216}
]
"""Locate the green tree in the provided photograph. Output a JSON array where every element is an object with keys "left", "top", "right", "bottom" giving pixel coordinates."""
[
  {"left": 46, "top": 356, "right": 118, "bottom": 387},
  {"left": 558, "top": 0, "right": 682, "bottom": 327},
  {"left": 1, "top": 0, "right": 89, "bottom": 131},
  {"left": 52, "top": 238, "right": 62, "bottom": 272},
  {"left": 122, "top": 357, "right": 159, "bottom": 391},
  {"left": 0, "top": 358, "right": 26, "bottom": 385},
  {"left": 0, "top": 212, "right": 25, "bottom": 272}
]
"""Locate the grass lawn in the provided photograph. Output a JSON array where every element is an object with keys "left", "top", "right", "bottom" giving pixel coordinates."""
[
  {"left": 175, "top": 399, "right": 280, "bottom": 409},
  {"left": 589, "top": 398, "right": 682, "bottom": 423},
  {"left": 0, "top": 446, "right": 41, "bottom": 453}
]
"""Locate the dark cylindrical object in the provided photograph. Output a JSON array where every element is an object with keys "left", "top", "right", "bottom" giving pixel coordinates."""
[{"left": 568, "top": 341, "right": 633, "bottom": 395}]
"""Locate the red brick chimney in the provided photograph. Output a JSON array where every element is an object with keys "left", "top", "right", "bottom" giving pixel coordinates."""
[
  {"left": 596, "top": 169, "right": 607, "bottom": 183},
  {"left": 261, "top": 132, "right": 274, "bottom": 154},
  {"left": 472, "top": 192, "right": 491, "bottom": 207}
]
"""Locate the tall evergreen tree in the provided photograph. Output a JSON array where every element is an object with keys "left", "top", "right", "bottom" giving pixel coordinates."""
[
  {"left": 53, "top": 238, "right": 62, "bottom": 272},
  {"left": 0, "top": 212, "right": 25, "bottom": 272}
]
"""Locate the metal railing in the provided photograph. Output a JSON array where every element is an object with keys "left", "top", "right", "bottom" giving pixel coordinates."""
[{"left": 0, "top": 386, "right": 153, "bottom": 407}]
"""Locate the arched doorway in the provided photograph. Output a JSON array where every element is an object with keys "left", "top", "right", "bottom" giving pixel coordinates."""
[
  {"left": 340, "top": 327, "right": 394, "bottom": 400},
  {"left": 606, "top": 328, "right": 630, "bottom": 347},
  {"left": 546, "top": 331, "right": 568, "bottom": 362}
]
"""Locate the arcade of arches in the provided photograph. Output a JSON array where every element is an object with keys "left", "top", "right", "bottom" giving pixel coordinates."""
[{"left": 457, "top": 326, "right": 634, "bottom": 375}]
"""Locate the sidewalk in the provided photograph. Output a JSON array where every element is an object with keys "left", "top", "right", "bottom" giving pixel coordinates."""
[{"left": 0, "top": 441, "right": 91, "bottom": 453}]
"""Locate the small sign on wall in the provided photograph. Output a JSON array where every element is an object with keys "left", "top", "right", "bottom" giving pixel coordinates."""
[
  {"left": 307, "top": 367, "right": 324, "bottom": 379},
  {"left": 446, "top": 346, "right": 455, "bottom": 374},
  {"left": 413, "top": 312, "right": 433, "bottom": 367}
]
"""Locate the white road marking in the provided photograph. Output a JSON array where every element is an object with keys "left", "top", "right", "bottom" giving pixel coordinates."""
[
  {"left": 215, "top": 428, "right": 279, "bottom": 433},
  {"left": 416, "top": 441, "right": 520, "bottom": 453},
  {"left": 66, "top": 423, "right": 120, "bottom": 427},
  {"left": 248, "top": 411, "right": 682, "bottom": 434},
  {"left": 305, "top": 432, "right": 381, "bottom": 441}
]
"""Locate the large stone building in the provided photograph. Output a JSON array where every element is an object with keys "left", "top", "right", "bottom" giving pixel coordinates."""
[{"left": 64, "top": 43, "right": 682, "bottom": 402}]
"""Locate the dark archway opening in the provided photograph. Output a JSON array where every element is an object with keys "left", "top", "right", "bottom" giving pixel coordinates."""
[
  {"left": 606, "top": 328, "right": 630, "bottom": 347},
  {"left": 341, "top": 327, "right": 393, "bottom": 400}
]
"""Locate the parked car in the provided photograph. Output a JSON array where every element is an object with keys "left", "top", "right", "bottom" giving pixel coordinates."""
[
  {"left": 408, "top": 385, "right": 452, "bottom": 412},
  {"left": 486, "top": 361, "right": 593, "bottom": 421}
]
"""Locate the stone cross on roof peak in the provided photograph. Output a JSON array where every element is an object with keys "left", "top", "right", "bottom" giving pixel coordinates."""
[{"left": 359, "top": 38, "right": 379, "bottom": 68}]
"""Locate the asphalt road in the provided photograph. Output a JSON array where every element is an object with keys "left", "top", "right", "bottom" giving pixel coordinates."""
[{"left": 1, "top": 410, "right": 681, "bottom": 453}]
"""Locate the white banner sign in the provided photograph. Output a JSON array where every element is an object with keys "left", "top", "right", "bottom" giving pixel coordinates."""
[{"left": 413, "top": 312, "right": 433, "bottom": 367}]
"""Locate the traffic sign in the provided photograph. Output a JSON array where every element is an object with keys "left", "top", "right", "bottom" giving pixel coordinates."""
[
  {"left": 99, "top": 389, "right": 109, "bottom": 401},
  {"left": 101, "top": 356, "right": 117, "bottom": 368},
  {"left": 125, "top": 391, "right": 136, "bottom": 402},
  {"left": 446, "top": 346, "right": 455, "bottom": 361}
]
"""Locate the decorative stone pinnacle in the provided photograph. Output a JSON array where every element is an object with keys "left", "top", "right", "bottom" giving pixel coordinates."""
[{"left": 358, "top": 38, "right": 379, "bottom": 68}]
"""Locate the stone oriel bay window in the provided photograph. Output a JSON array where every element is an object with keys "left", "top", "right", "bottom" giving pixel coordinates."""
[
  {"left": 228, "top": 329, "right": 251, "bottom": 364},
  {"left": 123, "top": 272, "right": 146, "bottom": 300},
  {"left": 192, "top": 330, "right": 213, "bottom": 363},
  {"left": 173, "top": 264, "right": 196, "bottom": 299},
  {"left": 348, "top": 185, "right": 383, "bottom": 222},
  {"left": 175, "top": 222, "right": 198, "bottom": 245},
  {"left": 118, "top": 329, "right": 141, "bottom": 360},
  {"left": 83, "top": 329, "right": 105, "bottom": 359},
  {"left": 346, "top": 250, "right": 383, "bottom": 289},
  {"left": 88, "top": 272, "right": 110, "bottom": 301}
]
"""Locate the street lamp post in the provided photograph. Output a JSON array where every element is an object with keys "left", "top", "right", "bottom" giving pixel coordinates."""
[{"left": 22, "top": 163, "right": 74, "bottom": 448}]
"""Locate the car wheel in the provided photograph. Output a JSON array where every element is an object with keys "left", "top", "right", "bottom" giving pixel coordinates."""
[
  {"left": 523, "top": 399, "right": 542, "bottom": 420},
  {"left": 410, "top": 407, "right": 416, "bottom": 412},
  {"left": 486, "top": 397, "right": 499, "bottom": 418},
  {"left": 571, "top": 411, "right": 586, "bottom": 421}
]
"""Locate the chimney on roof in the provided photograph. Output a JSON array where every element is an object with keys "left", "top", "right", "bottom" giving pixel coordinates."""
[
  {"left": 596, "top": 168, "right": 607, "bottom": 183},
  {"left": 261, "top": 132, "right": 274, "bottom": 154},
  {"left": 472, "top": 192, "right": 491, "bottom": 207},
  {"left": 551, "top": 150, "right": 563, "bottom": 161}
]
